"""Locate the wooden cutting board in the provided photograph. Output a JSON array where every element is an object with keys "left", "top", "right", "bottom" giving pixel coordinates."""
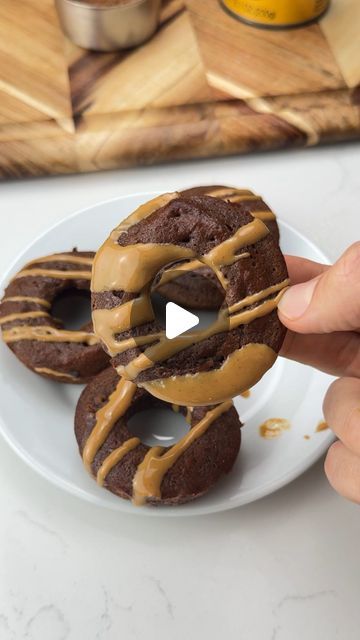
[{"left": 0, "top": 0, "right": 359, "bottom": 178}]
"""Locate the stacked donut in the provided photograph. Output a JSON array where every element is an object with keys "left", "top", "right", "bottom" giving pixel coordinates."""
[{"left": 0, "top": 186, "right": 288, "bottom": 507}]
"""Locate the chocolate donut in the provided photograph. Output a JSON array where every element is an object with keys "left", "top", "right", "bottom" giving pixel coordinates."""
[
  {"left": 0, "top": 250, "right": 109, "bottom": 383},
  {"left": 75, "top": 367, "right": 242, "bottom": 506},
  {"left": 158, "top": 185, "right": 280, "bottom": 309},
  {"left": 91, "top": 193, "right": 289, "bottom": 406}
]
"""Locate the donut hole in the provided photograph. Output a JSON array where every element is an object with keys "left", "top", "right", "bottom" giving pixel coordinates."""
[
  {"left": 150, "top": 286, "right": 220, "bottom": 334},
  {"left": 151, "top": 263, "right": 225, "bottom": 325},
  {"left": 52, "top": 289, "right": 91, "bottom": 330},
  {"left": 149, "top": 290, "right": 166, "bottom": 329},
  {"left": 127, "top": 407, "right": 190, "bottom": 447}
]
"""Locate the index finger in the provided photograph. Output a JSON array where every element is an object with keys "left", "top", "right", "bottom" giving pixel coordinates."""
[{"left": 284, "top": 255, "right": 329, "bottom": 285}]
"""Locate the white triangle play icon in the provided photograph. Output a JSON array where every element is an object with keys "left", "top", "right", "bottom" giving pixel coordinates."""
[{"left": 165, "top": 302, "right": 199, "bottom": 339}]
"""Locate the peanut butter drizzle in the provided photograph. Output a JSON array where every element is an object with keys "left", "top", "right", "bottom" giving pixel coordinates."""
[
  {"left": 108, "top": 333, "right": 163, "bottom": 356},
  {"left": 250, "top": 210, "right": 276, "bottom": 222},
  {"left": 13, "top": 268, "right": 91, "bottom": 281},
  {"left": 2, "top": 296, "right": 51, "bottom": 308},
  {"left": 24, "top": 254, "right": 93, "bottom": 267},
  {"left": 185, "top": 407, "right": 193, "bottom": 424},
  {"left": 132, "top": 447, "right": 163, "bottom": 505},
  {"left": 92, "top": 294, "right": 155, "bottom": 355},
  {"left": 116, "top": 192, "right": 179, "bottom": 234},
  {"left": 97, "top": 437, "right": 140, "bottom": 487},
  {"left": 226, "top": 196, "right": 276, "bottom": 221},
  {"left": 142, "top": 344, "right": 276, "bottom": 406},
  {"left": 118, "top": 289, "right": 285, "bottom": 382},
  {"left": 92, "top": 241, "right": 196, "bottom": 294},
  {"left": 171, "top": 404, "right": 180, "bottom": 413},
  {"left": 157, "top": 253, "right": 249, "bottom": 290},
  {"left": 222, "top": 252, "right": 251, "bottom": 266},
  {"left": 205, "top": 187, "right": 254, "bottom": 199},
  {"left": 227, "top": 279, "right": 290, "bottom": 315},
  {"left": 259, "top": 418, "right": 290, "bottom": 439},
  {"left": 2, "top": 325, "right": 99, "bottom": 345},
  {"left": 204, "top": 218, "right": 269, "bottom": 269},
  {"left": 82, "top": 377, "right": 137, "bottom": 472},
  {"left": 203, "top": 187, "right": 277, "bottom": 221},
  {"left": 204, "top": 218, "right": 269, "bottom": 288},
  {"left": 156, "top": 259, "right": 204, "bottom": 288},
  {"left": 240, "top": 389, "right": 251, "bottom": 398},
  {"left": 34, "top": 367, "right": 79, "bottom": 381},
  {"left": 213, "top": 289, "right": 285, "bottom": 336},
  {"left": 227, "top": 194, "right": 260, "bottom": 203},
  {"left": 316, "top": 421, "right": 329, "bottom": 433},
  {"left": 132, "top": 400, "right": 233, "bottom": 505},
  {"left": 0, "top": 311, "right": 49, "bottom": 325}
]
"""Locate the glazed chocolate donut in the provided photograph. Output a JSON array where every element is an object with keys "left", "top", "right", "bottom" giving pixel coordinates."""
[
  {"left": 75, "top": 367, "right": 242, "bottom": 506},
  {"left": 0, "top": 250, "right": 109, "bottom": 383},
  {"left": 91, "top": 193, "right": 289, "bottom": 406},
  {"left": 158, "top": 185, "right": 280, "bottom": 309}
]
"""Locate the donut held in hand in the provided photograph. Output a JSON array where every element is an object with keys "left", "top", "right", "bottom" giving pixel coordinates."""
[{"left": 91, "top": 193, "right": 289, "bottom": 405}]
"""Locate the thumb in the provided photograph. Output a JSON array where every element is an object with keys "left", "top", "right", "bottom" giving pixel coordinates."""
[{"left": 278, "top": 243, "right": 360, "bottom": 334}]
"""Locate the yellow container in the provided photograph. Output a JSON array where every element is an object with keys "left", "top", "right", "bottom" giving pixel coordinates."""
[{"left": 221, "top": 0, "right": 330, "bottom": 28}]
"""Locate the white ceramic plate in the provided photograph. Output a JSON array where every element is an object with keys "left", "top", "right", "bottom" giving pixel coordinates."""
[{"left": 0, "top": 193, "right": 335, "bottom": 516}]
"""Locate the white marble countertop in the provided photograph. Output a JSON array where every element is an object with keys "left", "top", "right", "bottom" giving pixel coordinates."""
[{"left": 1, "top": 145, "right": 360, "bottom": 640}]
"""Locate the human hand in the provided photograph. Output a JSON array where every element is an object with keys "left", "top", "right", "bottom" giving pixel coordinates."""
[{"left": 278, "top": 243, "right": 360, "bottom": 503}]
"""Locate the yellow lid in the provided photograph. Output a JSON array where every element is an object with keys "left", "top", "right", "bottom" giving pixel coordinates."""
[{"left": 222, "top": 0, "right": 329, "bottom": 27}]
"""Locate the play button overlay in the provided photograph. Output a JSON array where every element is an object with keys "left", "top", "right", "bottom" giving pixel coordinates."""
[
  {"left": 165, "top": 302, "right": 199, "bottom": 339},
  {"left": 130, "top": 267, "right": 228, "bottom": 365}
]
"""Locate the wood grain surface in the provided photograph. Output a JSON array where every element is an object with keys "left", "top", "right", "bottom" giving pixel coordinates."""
[{"left": 0, "top": 0, "right": 359, "bottom": 178}]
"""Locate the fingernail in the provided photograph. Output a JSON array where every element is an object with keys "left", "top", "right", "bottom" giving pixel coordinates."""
[{"left": 278, "top": 278, "right": 318, "bottom": 320}]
